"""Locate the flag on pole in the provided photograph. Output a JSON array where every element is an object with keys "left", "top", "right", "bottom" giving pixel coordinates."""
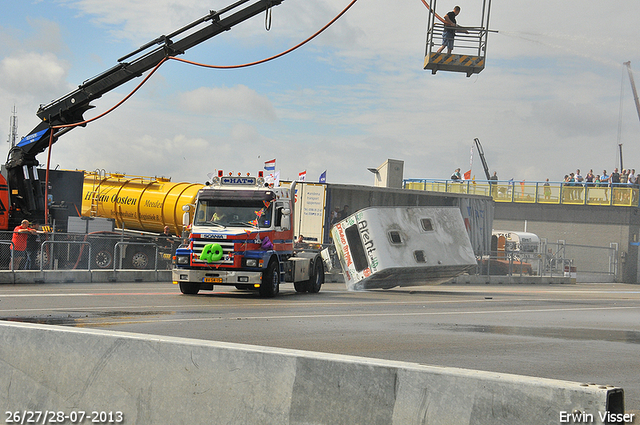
[
  {"left": 264, "top": 159, "right": 276, "bottom": 172},
  {"left": 319, "top": 170, "right": 327, "bottom": 183},
  {"left": 298, "top": 170, "right": 306, "bottom": 181},
  {"left": 464, "top": 144, "right": 473, "bottom": 180},
  {"left": 265, "top": 171, "right": 280, "bottom": 187}
]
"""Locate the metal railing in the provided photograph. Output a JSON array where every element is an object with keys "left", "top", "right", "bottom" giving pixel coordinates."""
[
  {"left": 472, "top": 240, "right": 618, "bottom": 281},
  {"left": 0, "top": 231, "right": 178, "bottom": 271},
  {"left": 114, "top": 242, "right": 159, "bottom": 271},
  {"left": 403, "top": 179, "right": 640, "bottom": 207},
  {"left": 427, "top": 23, "right": 488, "bottom": 57},
  {"left": 40, "top": 241, "right": 91, "bottom": 271},
  {"left": 0, "top": 241, "right": 15, "bottom": 271}
]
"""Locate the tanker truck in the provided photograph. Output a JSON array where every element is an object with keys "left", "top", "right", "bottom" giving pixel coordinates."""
[
  {"left": 81, "top": 171, "right": 203, "bottom": 237},
  {"left": 76, "top": 171, "right": 205, "bottom": 269}
]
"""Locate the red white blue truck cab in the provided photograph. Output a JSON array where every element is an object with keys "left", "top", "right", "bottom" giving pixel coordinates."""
[{"left": 172, "top": 173, "right": 324, "bottom": 297}]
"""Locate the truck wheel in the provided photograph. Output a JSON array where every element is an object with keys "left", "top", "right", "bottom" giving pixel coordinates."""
[
  {"left": 307, "top": 259, "right": 324, "bottom": 293},
  {"left": 129, "top": 251, "right": 150, "bottom": 269},
  {"left": 93, "top": 250, "right": 113, "bottom": 269},
  {"left": 259, "top": 260, "right": 280, "bottom": 298},
  {"left": 179, "top": 283, "right": 199, "bottom": 295}
]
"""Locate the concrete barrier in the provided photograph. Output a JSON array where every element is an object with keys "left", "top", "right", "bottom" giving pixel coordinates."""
[{"left": 0, "top": 321, "right": 624, "bottom": 425}]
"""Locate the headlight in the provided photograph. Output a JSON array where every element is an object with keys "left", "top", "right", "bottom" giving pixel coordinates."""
[
  {"left": 245, "top": 258, "right": 258, "bottom": 267},
  {"left": 176, "top": 256, "right": 190, "bottom": 265}
]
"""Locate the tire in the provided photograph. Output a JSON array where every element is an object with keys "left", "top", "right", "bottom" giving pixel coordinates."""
[
  {"left": 179, "top": 283, "right": 199, "bottom": 295},
  {"left": 294, "top": 281, "right": 308, "bottom": 293},
  {"left": 259, "top": 260, "right": 280, "bottom": 298},
  {"left": 93, "top": 250, "right": 113, "bottom": 269},
  {"left": 307, "top": 259, "right": 324, "bottom": 294},
  {"left": 129, "top": 251, "right": 150, "bottom": 269}
]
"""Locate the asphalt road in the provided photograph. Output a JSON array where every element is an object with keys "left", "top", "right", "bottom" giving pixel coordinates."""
[{"left": 1, "top": 280, "right": 639, "bottom": 413}]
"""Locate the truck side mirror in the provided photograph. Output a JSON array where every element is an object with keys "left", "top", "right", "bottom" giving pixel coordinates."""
[{"left": 182, "top": 211, "right": 190, "bottom": 228}]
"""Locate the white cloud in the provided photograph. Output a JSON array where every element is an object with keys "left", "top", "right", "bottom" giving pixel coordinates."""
[
  {"left": 178, "top": 85, "right": 277, "bottom": 121},
  {"left": 0, "top": 52, "right": 69, "bottom": 96}
]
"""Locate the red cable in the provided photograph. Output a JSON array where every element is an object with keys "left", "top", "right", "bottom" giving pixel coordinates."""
[
  {"left": 50, "top": 57, "right": 169, "bottom": 131},
  {"left": 49, "top": 0, "right": 359, "bottom": 130},
  {"left": 172, "top": 0, "right": 358, "bottom": 69},
  {"left": 42, "top": 0, "right": 359, "bottom": 215},
  {"left": 419, "top": 0, "right": 445, "bottom": 23}
]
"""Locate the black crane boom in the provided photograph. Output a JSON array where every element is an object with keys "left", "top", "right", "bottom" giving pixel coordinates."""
[
  {"left": 4, "top": 0, "right": 283, "bottom": 226},
  {"left": 474, "top": 138, "right": 491, "bottom": 181}
]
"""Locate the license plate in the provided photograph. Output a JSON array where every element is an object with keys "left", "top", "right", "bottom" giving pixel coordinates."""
[{"left": 203, "top": 277, "right": 223, "bottom": 283}]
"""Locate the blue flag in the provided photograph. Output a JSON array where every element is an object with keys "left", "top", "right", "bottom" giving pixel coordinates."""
[{"left": 319, "top": 170, "right": 327, "bottom": 183}]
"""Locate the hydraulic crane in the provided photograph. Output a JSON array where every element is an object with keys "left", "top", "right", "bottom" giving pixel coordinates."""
[
  {"left": 624, "top": 61, "right": 640, "bottom": 126},
  {"left": 473, "top": 138, "right": 491, "bottom": 181},
  {"left": 618, "top": 62, "right": 640, "bottom": 171},
  {"left": 3, "top": 0, "right": 283, "bottom": 229}
]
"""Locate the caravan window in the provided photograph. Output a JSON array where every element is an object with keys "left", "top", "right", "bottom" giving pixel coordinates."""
[
  {"left": 420, "top": 218, "right": 434, "bottom": 232},
  {"left": 345, "top": 224, "right": 369, "bottom": 272},
  {"left": 414, "top": 250, "right": 426, "bottom": 263},
  {"left": 388, "top": 231, "right": 403, "bottom": 245}
]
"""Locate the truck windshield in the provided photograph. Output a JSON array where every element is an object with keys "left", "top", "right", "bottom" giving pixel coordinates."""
[{"left": 194, "top": 199, "right": 273, "bottom": 228}]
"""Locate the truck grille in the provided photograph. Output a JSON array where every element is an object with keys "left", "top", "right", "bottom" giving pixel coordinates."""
[{"left": 192, "top": 240, "right": 235, "bottom": 265}]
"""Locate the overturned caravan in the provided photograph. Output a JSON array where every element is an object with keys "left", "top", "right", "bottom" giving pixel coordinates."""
[{"left": 331, "top": 207, "right": 477, "bottom": 290}]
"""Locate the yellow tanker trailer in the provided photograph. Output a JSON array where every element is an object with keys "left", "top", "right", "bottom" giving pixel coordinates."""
[
  {"left": 82, "top": 172, "right": 203, "bottom": 236},
  {"left": 73, "top": 172, "right": 203, "bottom": 269}
]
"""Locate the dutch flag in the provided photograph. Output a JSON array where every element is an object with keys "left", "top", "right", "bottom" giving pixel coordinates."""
[{"left": 264, "top": 159, "right": 276, "bottom": 172}]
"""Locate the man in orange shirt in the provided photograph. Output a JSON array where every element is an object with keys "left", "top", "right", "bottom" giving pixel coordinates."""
[{"left": 12, "top": 220, "right": 37, "bottom": 270}]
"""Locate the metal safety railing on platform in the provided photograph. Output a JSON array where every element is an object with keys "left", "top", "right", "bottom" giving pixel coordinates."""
[
  {"left": 423, "top": 0, "right": 492, "bottom": 76},
  {"left": 403, "top": 178, "right": 640, "bottom": 207}
]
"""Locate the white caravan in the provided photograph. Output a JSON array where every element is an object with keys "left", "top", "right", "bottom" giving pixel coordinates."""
[{"left": 331, "top": 207, "right": 477, "bottom": 290}]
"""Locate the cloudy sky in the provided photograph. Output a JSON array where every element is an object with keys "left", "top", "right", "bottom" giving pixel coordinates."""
[{"left": 1, "top": 0, "right": 639, "bottom": 186}]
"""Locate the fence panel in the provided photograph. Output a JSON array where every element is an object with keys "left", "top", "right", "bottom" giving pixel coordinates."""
[
  {"left": 473, "top": 241, "right": 617, "bottom": 282},
  {"left": 0, "top": 230, "right": 180, "bottom": 271},
  {"left": 40, "top": 241, "right": 91, "bottom": 271}
]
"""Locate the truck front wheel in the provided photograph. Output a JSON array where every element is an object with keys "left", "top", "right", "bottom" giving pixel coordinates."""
[
  {"left": 179, "top": 283, "right": 199, "bottom": 295},
  {"left": 259, "top": 260, "right": 280, "bottom": 298}
]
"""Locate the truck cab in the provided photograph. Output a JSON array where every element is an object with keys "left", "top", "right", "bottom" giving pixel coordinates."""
[{"left": 172, "top": 174, "right": 324, "bottom": 297}]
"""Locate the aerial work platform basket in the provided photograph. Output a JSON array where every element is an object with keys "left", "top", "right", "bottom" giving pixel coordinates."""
[{"left": 423, "top": 0, "right": 492, "bottom": 77}]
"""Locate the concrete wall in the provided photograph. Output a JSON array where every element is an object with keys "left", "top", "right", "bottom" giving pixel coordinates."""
[
  {"left": 0, "top": 321, "right": 624, "bottom": 425},
  {"left": 494, "top": 203, "right": 640, "bottom": 283}
]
